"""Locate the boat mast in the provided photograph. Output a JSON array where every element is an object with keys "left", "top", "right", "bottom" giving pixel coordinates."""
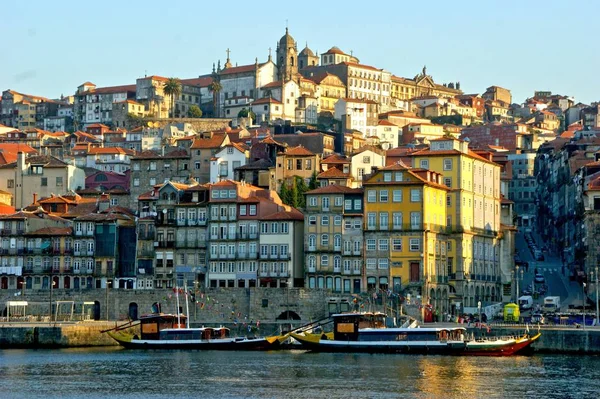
[
  {"left": 184, "top": 283, "right": 190, "bottom": 329},
  {"left": 176, "top": 285, "right": 181, "bottom": 327}
]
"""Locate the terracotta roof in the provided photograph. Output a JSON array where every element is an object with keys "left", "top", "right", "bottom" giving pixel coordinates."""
[
  {"left": 0, "top": 154, "right": 69, "bottom": 169},
  {"left": 262, "top": 81, "right": 283, "bottom": 89},
  {"left": 80, "top": 84, "right": 136, "bottom": 95},
  {"left": 0, "top": 144, "right": 38, "bottom": 165},
  {"left": 190, "top": 133, "right": 227, "bottom": 149},
  {"left": 305, "top": 72, "right": 344, "bottom": 85},
  {"left": 259, "top": 136, "right": 286, "bottom": 146},
  {"left": 322, "top": 154, "right": 350, "bottom": 164},
  {"left": 252, "top": 97, "right": 282, "bottom": 105},
  {"left": 378, "top": 120, "right": 398, "bottom": 127},
  {"left": 284, "top": 145, "right": 314, "bottom": 156},
  {"left": 25, "top": 227, "right": 73, "bottom": 236},
  {"left": 86, "top": 123, "right": 110, "bottom": 129},
  {"left": 306, "top": 185, "right": 363, "bottom": 195},
  {"left": 180, "top": 76, "right": 213, "bottom": 87},
  {"left": 317, "top": 168, "right": 351, "bottom": 179},
  {"left": 87, "top": 147, "right": 134, "bottom": 155},
  {"left": 262, "top": 209, "right": 304, "bottom": 221},
  {"left": 220, "top": 62, "right": 266, "bottom": 76},
  {"left": 339, "top": 61, "right": 382, "bottom": 72}
]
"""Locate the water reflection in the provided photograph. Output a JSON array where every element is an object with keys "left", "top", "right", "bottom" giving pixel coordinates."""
[{"left": 0, "top": 349, "right": 599, "bottom": 399}]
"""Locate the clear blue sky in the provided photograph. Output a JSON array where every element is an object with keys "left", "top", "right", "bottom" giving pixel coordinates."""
[{"left": 3, "top": 0, "right": 599, "bottom": 104}]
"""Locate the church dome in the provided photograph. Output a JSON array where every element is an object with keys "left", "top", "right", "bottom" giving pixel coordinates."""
[
  {"left": 279, "top": 28, "right": 296, "bottom": 49},
  {"left": 300, "top": 45, "right": 314, "bottom": 57}
]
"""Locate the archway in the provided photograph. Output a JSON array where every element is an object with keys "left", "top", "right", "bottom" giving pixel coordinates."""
[
  {"left": 128, "top": 302, "right": 139, "bottom": 320},
  {"left": 276, "top": 311, "right": 301, "bottom": 321},
  {"left": 64, "top": 276, "right": 71, "bottom": 289},
  {"left": 93, "top": 301, "right": 101, "bottom": 321}
]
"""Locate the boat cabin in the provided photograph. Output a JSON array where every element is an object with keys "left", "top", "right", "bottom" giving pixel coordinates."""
[
  {"left": 140, "top": 314, "right": 187, "bottom": 340},
  {"left": 158, "top": 327, "right": 231, "bottom": 341},
  {"left": 332, "top": 313, "right": 386, "bottom": 341}
]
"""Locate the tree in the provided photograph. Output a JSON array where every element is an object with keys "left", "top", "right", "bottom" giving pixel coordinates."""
[
  {"left": 279, "top": 182, "right": 292, "bottom": 206},
  {"left": 126, "top": 113, "right": 144, "bottom": 129},
  {"left": 309, "top": 171, "right": 318, "bottom": 190},
  {"left": 163, "top": 77, "right": 182, "bottom": 118},
  {"left": 187, "top": 105, "right": 203, "bottom": 118},
  {"left": 295, "top": 176, "right": 308, "bottom": 209},
  {"left": 208, "top": 80, "right": 223, "bottom": 118},
  {"left": 289, "top": 179, "right": 299, "bottom": 208},
  {"left": 238, "top": 108, "right": 256, "bottom": 122}
]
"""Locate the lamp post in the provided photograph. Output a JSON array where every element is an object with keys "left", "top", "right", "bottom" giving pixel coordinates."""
[
  {"left": 583, "top": 282, "right": 586, "bottom": 330},
  {"left": 106, "top": 278, "right": 112, "bottom": 321},
  {"left": 49, "top": 276, "right": 54, "bottom": 324},
  {"left": 478, "top": 300, "right": 482, "bottom": 328}
]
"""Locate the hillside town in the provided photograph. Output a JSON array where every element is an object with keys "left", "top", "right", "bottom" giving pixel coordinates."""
[{"left": 1, "top": 28, "right": 599, "bottom": 320}]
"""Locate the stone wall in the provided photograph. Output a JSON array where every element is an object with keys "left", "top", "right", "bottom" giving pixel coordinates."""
[
  {"left": 145, "top": 118, "right": 231, "bottom": 133},
  {"left": 0, "top": 288, "right": 343, "bottom": 324}
]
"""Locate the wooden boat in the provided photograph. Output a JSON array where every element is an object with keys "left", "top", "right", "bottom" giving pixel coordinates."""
[
  {"left": 105, "top": 313, "right": 279, "bottom": 350},
  {"left": 290, "top": 312, "right": 540, "bottom": 356}
]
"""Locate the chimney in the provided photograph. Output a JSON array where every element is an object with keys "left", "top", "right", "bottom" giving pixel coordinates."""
[
  {"left": 33, "top": 193, "right": 38, "bottom": 204},
  {"left": 17, "top": 152, "right": 27, "bottom": 173},
  {"left": 98, "top": 193, "right": 110, "bottom": 212}
]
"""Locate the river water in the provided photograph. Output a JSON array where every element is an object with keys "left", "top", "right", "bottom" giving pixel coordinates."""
[{"left": 0, "top": 348, "right": 599, "bottom": 399}]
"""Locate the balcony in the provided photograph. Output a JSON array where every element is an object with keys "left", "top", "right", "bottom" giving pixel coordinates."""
[
  {"left": 139, "top": 232, "right": 156, "bottom": 240},
  {"left": 156, "top": 241, "right": 175, "bottom": 248},
  {"left": 307, "top": 266, "right": 316, "bottom": 273},
  {"left": 74, "top": 251, "right": 81, "bottom": 256},
  {"left": 138, "top": 249, "right": 155, "bottom": 258},
  {"left": 86, "top": 251, "right": 94, "bottom": 256}
]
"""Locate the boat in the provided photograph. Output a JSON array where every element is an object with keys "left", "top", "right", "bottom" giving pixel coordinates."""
[
  {"left": 289, "top": 312, "right": 540, "bottom": 356},
  {"left": 105, "top": 313, "right": 280, "bottom": 350}
]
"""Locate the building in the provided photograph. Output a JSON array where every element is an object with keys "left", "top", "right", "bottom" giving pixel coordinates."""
[
  {"left": 0, "top": 153, "right": 86, "bottom": 209},
  {"left": 190, "top": 132, "right": 230, "bottom": 183},
  {"left": 130, "top": 149, "right": 191, "bottom": 207},
  {"left": 350, "top": 146, "right": 386, "bottom": 185},
  {"left": 74, "top": 82, "right": 136, "bottom": 129},
  {"left": 1, "top": 90, "right": 49, "bottom": 128},
  {"left": 507, "top": 151, "right": 537, "bottom": 227},
  {"left": 305, "top": 72, "right": 345, "bottom": 117},
  {"left": 363, "top": 164, "right": 449, "bottom": 313},
  {"left": 209, "top": 143, "right": 248, "bottom": 183},
  {"left": 273, "top": 145, "right": 320, "bottom": 191},
  {"left": 86, "top": 147, "right": 134, "bottom": 173},
  {"left": 304, "top": 185, "right": 363, "bottom": 292},
  {"left": 335, "top": 98, "right": 379, "bottom": 136},
  {"left": 482, "top": 86, "right": 512, "bottom": 105},
  {"left": 111, "top": 100, "right": 147, "bottom": 129},
  {"left": 410, "top": 138, "right": 504, "bottom": 315}
]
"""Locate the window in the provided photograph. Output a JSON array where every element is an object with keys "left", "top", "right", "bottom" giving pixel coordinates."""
[
  {"left": 321, "top": 234, "right": 329, "bottom": 246},
  {"left": 367, "top": 190, "right": 376, "bottom": 203},
  {"left": 309, "top": 216, "right": 316, "bottom": 225},
  {"left": 133, "top": 178, "right": 140, "bottom": 187},
  {"left": 41, "top": 177, "right": 47, "bottom": 186},
  {"left": 296, "top": 159, "right": 302, "bottom": 170},
  {"left": 149, "top": 177, "right": 156, "bottom": 186},
  {"left": 322, "top": 197, "right": 330, "bottom": 210},
  {"left": 367, "top": 213, "right": 376, "bottom": 229},
  {"left": 334, "top": 196, "right": 343, "bottom": 207},
  {"left": 378, "top": 239, "right": 389, "bottom": 251},
  {"left": 392, "top": 239, "right": 402, "bottom": 251},
  {"left": 379, "top": 212, "right": 388, "bottom": 230},
  {"left": 239, "top": 205, "right": 247, "bottom": 216},
  {"left": 309, "top": 197, "right": 317, "bottom": 207},
  {"left": 344, "top": 199, "right": 352, "bottom": 210},
  {"left": 150, "top": 161, "right": 156, "bottom": 171},
  {"left": 383, "top": 172, "right": 392, "bottom": 182},
  {"left": 393, "top": 190, "right": 402, "bottom": 202},
  {"left": 321, "top": 216, "right": 329, "bottom": 226},
  {"left": 7, "top": 179, "right": 14, "bottom": 188},
  {"left": 410, "top": 212, "right": 421, "bottom": 229},
  {"left": 392, "top": 212, "right": 402, "bottom": 229},
  {"left": 410, "top": 189, "right": 421, "bottom": 202},
  {"left": 195, "top": 161, "right": 200, "bottom": 169},
  {"left": 409, "top": 239, "right": 420, "bottom": 251},
  {"left": 444, "top": 177, "right": 452, "bottom": 188},
  {"left": 334, "top": 216, "right": 342, "bottom": 225},
  {"left": 379, "top": 190, "right": 388, "bottom": 202},
  {"left": 419, "top": 159, "right": 429, "bottom": 169},
  {"left": 366, "top": 239, "right": 376, "bottom": 251},
  {"left": 249, "top": 205, "right": 257, "bottom": 216},
  {"left": 366, "top": 259, "right": 376, "bottom": 270},
  {"left": 378, "top": 259, "right": 389, "bottom": 269},
  {"left": 443, "top": 159, "right": 453, "bottom": 170},
  {"left": 56, "top": 177, "right": 63, "bottom": 187},
  {"left": 363, "top": 156, "right": 371, "bottom": 163},
  {"left": 305, "top": 159, "right": 312, "bottom": 170},
  {"left": 354, "top": 199, "right": 361, "bottom": 210},
  {"left": 321, "top": 255, "right": 329, "bottom": 267}
]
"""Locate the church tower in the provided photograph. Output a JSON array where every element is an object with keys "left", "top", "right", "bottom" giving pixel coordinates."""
[{"left": 276, "top": 28, "right": 298, "bottom": 82}]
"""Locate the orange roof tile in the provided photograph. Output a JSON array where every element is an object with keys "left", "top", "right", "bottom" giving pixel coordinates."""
[
  {"left": 284, "top": 145, "right": 315, "bottom": 156},
  {"left": 190, "top": 133, "right": 227, "bottom": 149},
  {"left": 306, "top": 185, "right": 363, "bottom": 195}
]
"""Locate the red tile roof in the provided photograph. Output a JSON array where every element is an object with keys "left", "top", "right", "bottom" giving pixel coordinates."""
[
  {"left": 322, "top": 154, "right": 350, "bottom": 164},
  {"left": 262, "top": 81, "right": 283, "bottom": 89},
  {"left": 81, "top": 84, "right": 136, "bottom": 95},
  {"left": 220, "top": 63, "right": 265, "bottom": 76},
  {"left": 317, "top": 168, "right": 351, "bottom": 179},
  {"left": 190, "top": 133, "right": 227, "bottom": 149},
  {"left": 0, "top": 144, "right": 38, "bottom": 165},
  {"left": 306, "top": 185, "right": 363, "bottom": 195},
  {"left": 25, "top": 227, "right": 73, "bottom": 236},
  {"left": 261, "top": 209, "right": 304, "bottom": 221},
  {"left": 284, "top": 145, "right": 314, "bottom": 156},
  {"left": 252, "top": 97, "right": 282, "bottom": 105},
  {"left": 87, "top": 147, "right": 134, "bottom": 155}
]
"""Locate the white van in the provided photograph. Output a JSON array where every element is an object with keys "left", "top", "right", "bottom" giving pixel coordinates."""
[{"left": 518, "top": 295, "right": 533, "bottom": 310}]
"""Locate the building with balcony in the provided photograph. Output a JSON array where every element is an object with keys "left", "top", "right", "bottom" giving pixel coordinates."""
[
  {"left": 207, "top": 180, "right": 303, "bottom": 288},
  {"left": 209, "top": 143, "right": 248, "bottom": 183},
  {"left": 273, "top": 145, "right": 320, "bottom": 191},
  {"left": 304, "top": 185, "right": 363, "bottom": 293},
  {"left": 410, "top": 138, "right": 504, "bottom": 315},
  {"left": 0, "top": 152, "right": 86, "bottom": 209},
  {"left": 363, "top": 163, "right": 449, "bottom": 313}
]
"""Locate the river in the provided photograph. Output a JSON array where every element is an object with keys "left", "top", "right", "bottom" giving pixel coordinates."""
[{"left": 0, "top": 348, "right": 599, "bottom": 398}]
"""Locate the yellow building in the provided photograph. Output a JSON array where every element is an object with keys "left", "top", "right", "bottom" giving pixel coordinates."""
[
  {"left": 362, "top": 163, "right": 449, "bottom": 313},
  {"left": 410, "top": 138, "right": 502, "bottom": 315},
  {"left": 306, "top": 72, "right": 346, "bottom": 117}
]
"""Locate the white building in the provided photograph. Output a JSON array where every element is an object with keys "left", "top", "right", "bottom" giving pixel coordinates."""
[
  {"left": 335, "top": 98, "right": 367, "bottom": 135},
  {"left": 350, "top": 146, "right": 386, "bottom": 185},
  {"left": 86, "top": 147, "right": 134, "bottom": 173},
  {"left": 209, "top": 143, "right": 248, "bottom": 183},
  {"left": 74, "top": 82, "right": 136, "bottom": 128}
]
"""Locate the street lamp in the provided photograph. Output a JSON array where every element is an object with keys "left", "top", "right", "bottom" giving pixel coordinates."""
[
  {"left": 106, "top": 278, "right": 112, "bottom": 321},
  {"left": 478, "top": 300, "right": 482, "bottom": 328},
  {"left": 583, "top": 282, "right": 586, "bottom": 330}
]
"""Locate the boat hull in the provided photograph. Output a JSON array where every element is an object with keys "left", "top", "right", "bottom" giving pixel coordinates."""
[
  {"left": 107, "top": 330, "right": 275, "bottom": 350},
  {"left": 289, "top": 332, "right": 540, "bottom": 356}
]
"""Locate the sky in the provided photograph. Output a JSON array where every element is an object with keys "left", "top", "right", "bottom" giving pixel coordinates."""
[{"left": 3, "top": 0, "right": 599, "bottom": 104}]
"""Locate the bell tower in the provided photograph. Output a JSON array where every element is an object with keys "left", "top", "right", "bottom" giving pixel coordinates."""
[{"left": 276, "top": 27, "right": 298, "bottom": 82}]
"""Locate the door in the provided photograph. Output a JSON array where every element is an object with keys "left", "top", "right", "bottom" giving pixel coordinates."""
[{"left": 410, "top": 262, "right": 420, "bottom": 282}]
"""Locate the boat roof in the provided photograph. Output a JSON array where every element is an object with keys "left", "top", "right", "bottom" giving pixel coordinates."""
[
  {"left": 360, "top": 327, "right": 467, "bottom": 332},
  {"left": 331, "top": 312, "right": 386, "bottom": 318}
]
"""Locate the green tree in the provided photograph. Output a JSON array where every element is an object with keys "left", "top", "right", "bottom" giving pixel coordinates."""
[
  {"left": 187, "top": 105, "right": 203, "bottom": 118},
  {"left": 308, "top": 171, "right": 319, "bottom": 190},
  {"left": 126, "top": 113, "right": 144, "bottom": 129},
  {"left": 289, "top": 179, "right": 299, "bottom": 208},
  {"left": 163, "top": 77, "right": 182, "bottom": 118},
  {"left": 295, "top": 176, "right": 308, "bottom": 209},
  {"left": 208, "top": 80, "right": 222, "bottom": 117},
  {"left": 279, "top": 182, "right": 292, "bottom": 206},
  {"left": 238, "top": 108, "right": 256, "bottom": 122}
]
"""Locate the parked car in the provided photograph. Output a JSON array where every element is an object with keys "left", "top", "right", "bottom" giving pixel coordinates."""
[
  {"left": 535, "top": 273, "right": 545, "bottom": 283},
  {"left": 534, "top": 250, "right": 545, "bottom": 261}
]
